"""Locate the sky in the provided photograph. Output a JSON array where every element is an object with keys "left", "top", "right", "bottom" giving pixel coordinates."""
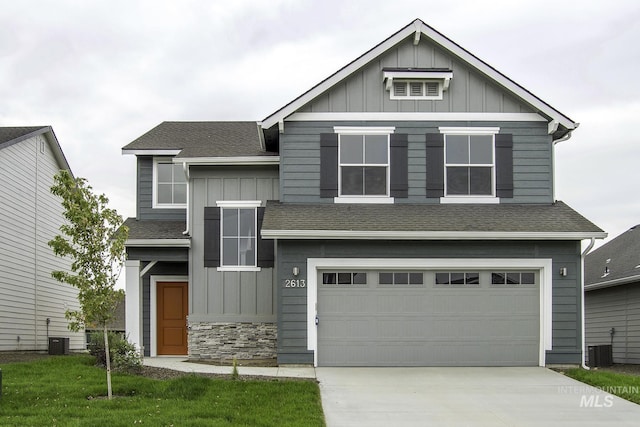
[{"left": 1, "top": 0, "right": 639, "bottom": 250}]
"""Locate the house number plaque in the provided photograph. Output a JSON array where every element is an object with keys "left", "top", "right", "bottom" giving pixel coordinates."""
[{"left": 284, "top": 279, "right": 306, "bottom": 288}]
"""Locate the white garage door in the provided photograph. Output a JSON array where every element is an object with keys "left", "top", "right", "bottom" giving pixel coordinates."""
[{"left": 317, "top": 269, "right": 540, "bottom": 366}]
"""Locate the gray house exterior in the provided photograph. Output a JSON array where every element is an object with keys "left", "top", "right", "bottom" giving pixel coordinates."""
[
  {"left": 585, "top": 225, "right": 640, "bottom": 364},
  {"left": 0, "top": 126, "right": 84, "bottom": 352},
  {"left": 123, "top": 19, "right": 604, "bottom": 366}
]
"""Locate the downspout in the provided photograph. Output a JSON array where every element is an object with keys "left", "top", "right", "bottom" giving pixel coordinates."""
[
  {"left": 551, "top": 127, "right": 576, "bottom": 201},
  {"left": 182, "top": 162, "right": 190, "bottom": 235},
  {"left": 580, "top": 237, "right": 595, "bottom": 370}
]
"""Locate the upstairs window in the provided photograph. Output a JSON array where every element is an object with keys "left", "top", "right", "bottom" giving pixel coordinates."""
[
  {"left": 339, "top": 134, "right": 389, "bottom": 196},
  {"left": 444, "top": 134, "right": 494, "bottom": 196},
  {"left": 426, "top": 127, "right": 512, "bottom": 203},
  {"left": 153, "top": 158, "right": 187, "bottom": 208},
  {"left": 221, "top": 207, "right": 256, "bottom": 267}
]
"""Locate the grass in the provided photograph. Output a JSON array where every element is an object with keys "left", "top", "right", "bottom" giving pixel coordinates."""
[
  {"left": 0, "top": 355, "right": 325, "bottom": 426},
  {"left": 563, "top": 368, "right": 640, "bottom": 405}
]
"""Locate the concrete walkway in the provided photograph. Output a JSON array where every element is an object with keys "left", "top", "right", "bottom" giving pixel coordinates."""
[
  {"left": 316, "top": 367, "right": 640, "bottom": 427},
  {"left": 143, "top": 357, "right": 316, "bottom": 379}
]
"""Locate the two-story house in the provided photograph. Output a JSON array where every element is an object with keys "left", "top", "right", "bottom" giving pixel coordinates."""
[
  {"left": 0, "top": 126, "right": 85, "bottom": 352},
  {"left": 123, "top": 19, "right": 605, "bottom": 367}
]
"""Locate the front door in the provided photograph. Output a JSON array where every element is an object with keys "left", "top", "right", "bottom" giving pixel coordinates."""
[{"left": 157, "top": 282, "right": 188, "bottom": 355}]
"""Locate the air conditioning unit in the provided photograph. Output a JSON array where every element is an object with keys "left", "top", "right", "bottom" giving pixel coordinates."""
[
  {"left": 587, "top": 345, "right": 613, "bottom": 367},
  {"left": 48, "top": 337, "right": 70, "bottom": 355}
]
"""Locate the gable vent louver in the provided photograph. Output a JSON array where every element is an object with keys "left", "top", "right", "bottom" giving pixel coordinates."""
[
  {"left": 410, "top": 82, "right": 423, "bottom": 97},
  {"left": 426, "top": 82, "right": 439, "bottom": 97},
  {"left": 393, "top": 82, "right": 407, "bottom": 96}
]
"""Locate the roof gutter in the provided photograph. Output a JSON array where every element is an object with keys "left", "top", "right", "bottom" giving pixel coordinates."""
[{"left": 580, "top": 237, "right": 596, "bottom": 370}]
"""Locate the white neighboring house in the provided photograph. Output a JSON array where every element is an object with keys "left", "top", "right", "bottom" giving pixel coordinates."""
[{"left": 0, "top": 126, "right": 84, "bottom": 352}]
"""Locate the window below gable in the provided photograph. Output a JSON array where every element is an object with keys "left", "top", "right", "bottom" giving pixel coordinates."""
[{"left": 425, "top": 127, "right": 513, "bottom": 204}]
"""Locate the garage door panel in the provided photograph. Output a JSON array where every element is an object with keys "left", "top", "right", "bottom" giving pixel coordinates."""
[{"left": 318, "top": 269, "right": 540, "bottom": 366}]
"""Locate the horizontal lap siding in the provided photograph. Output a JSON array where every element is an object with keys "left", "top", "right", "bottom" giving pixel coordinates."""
[
  {"left": 277, "top": 240, "right": 580, "bottom": 364},
  {"left": 0, "top": 135, "right": 83, "bottom": 351},
  {"left": 190, "top": 167, "right": 278, "bottom": 323},
  {"left": 281, "top": 121, "right": 551, "bottom": 204},
  {"left": 586, "top": 283, "right": 640, "bottom": 364}
]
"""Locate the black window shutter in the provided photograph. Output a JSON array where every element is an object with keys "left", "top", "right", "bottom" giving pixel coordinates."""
[
  {"left": 257, "top": 207, "right": 274, "bottom": 268},
  {"left": 495, "top": 134, "right": 514, "bottom": 198},
  {"left": 320, "top": 133, "right": 338, "bottom": 198},
  {"left": 390, "top": 133, "right": 408, "bottom": 198},
  {"left": 203, "top": 207, "right": 220, "bottom": 267},
  {"left": 425, "top": 133, "right": 445, "bottom": 198}
]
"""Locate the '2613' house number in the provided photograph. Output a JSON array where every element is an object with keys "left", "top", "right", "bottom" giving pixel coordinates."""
[{"left": 284, "top": 279, "right": 306, "bottom": 288}]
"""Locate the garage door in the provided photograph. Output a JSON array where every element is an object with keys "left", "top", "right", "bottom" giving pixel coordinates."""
[{"left": 317, "top": 269, "right": 539, "bottom": 366}]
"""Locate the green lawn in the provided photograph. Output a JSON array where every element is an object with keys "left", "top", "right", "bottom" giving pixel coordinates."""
[
  {"left": 0, "top": 355, "right": 325, "bottom": 427},
  {"left": 563, "top": 368, "right": 640, "bottom": 405}
]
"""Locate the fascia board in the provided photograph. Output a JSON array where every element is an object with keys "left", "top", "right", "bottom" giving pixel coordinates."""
[
  {"left": 288, "top": 112, "right": 546, "bottom": 122},
  {"left": 121, "top": 149, "right": 182, "bottom": 156},
  {"left": 261, "top": 23, "right": 416, "bottom": 129},
  {"left": 174, "top": 156, "right": 280, "bottom": 165},
  {"left": 261, "top": 19, "right": 577, "bottom": 131},
  {"left": 585, "top": 274, "right": 640, "bottom": 291},
  {"left": 125, "top": 239, "right": 191, "bottom": 248},
  {"left": 261, "top": 230, "right": 607, "bottom": 240}
]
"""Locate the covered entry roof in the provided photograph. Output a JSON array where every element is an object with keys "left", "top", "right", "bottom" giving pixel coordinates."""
[{"left": 261, "top": 201, "right": 605, "bottom": 240}]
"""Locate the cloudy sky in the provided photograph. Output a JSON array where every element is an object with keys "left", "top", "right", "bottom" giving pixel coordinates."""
[{"left": 1, "top": 0, "right": 639, "bottom": 248}]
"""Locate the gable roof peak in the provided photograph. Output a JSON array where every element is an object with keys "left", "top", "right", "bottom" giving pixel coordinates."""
[{"left": 262, "top": 18, "right": 577, "bottom": 139}]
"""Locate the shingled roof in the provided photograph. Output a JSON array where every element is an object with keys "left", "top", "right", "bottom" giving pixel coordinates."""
[
  {"left": 585, "top": 225, "right": 640, "bottom": 290},
  {"left": 122, "top": 121, "right": 277, "bottom": 158},
  {"left": 123, "top": 218, "right": 187, "bottom": 240},
  {"left": 261, "top": 201, "right": 605, "bottom": 240},
  {"left": 0, "top": 126, "right": 48, "bottom": 146}
]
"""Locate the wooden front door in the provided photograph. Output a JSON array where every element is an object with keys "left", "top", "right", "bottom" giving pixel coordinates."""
[{"left": 157, "top": 282, "right": 188, "bottom": 355}]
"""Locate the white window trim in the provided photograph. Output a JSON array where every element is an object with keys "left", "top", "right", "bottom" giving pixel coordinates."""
[
  {"left": 439, "top": 127, "right": 500, "bottom": 202},
  {"left": 306, "top": 258, "right": 553, "bottom": 367},
  {"left": 334, "top": 127, "right": 394, "bottom": 201},
  {"left": 216, "top": 201, "right": 261, "bottom": 272},
  {"left": 152, "top": 157, "right": 188, "bottom": 209}
]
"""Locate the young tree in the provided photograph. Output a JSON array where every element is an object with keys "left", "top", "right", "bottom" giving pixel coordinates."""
[{"left": 48, "top": 170, "right": 128, "bottom": 399}]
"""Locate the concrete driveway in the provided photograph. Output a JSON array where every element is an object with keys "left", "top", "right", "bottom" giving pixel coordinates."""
[{"left": 316, "top": 367, "right": 640, "bottom": 426}]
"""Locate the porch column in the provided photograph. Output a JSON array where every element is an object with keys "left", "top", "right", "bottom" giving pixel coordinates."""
[{"left": 124, "top": 260, "right": 142, "bottom": 355}]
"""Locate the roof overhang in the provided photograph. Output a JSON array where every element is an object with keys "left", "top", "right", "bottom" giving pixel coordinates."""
[
  {"left": 261, "top": 230, "right": 607, "bottom": 240},
  {"left": 173, "top": 156, "right": 280, "bottom": 166},
  {"left": 122, "top": 149, "right": 182, "bottom": 156},
  {"left": 125, "top": 239, "right": 191, "bottom": 248},
  {"left": 585, "top": 274, "right": 640, "bottom": 292},
  {"left": 261, "top": 19, "right": 578, "bottom": 134}
]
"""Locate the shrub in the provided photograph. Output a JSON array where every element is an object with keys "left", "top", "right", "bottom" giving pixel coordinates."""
[{"left": 88, "top": 331, "right": 142, "bottom": 373}]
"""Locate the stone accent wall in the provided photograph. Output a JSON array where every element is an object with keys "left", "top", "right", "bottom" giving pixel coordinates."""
[{"left": 188, "top": 321, "right": 277, "bottom": 360}]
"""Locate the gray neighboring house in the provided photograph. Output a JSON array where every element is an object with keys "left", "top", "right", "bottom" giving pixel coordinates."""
[
  {"left": 0, "top": 126, "right": 84, "bottom": 352},
  {"left": 585, "top": 225, "right": 640, "bottom": 364},
  {"left": 123, "top": 19, "right": 605, "bottom": 367}
]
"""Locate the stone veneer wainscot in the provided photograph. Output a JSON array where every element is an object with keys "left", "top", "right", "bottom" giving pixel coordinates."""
[{"left": 188, "top": 321, "right": 277, "bottom": 360}]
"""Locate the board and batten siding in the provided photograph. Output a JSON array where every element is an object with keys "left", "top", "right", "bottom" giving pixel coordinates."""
[
  {"left": 299, "top": 35, "right": 535, "bottom": 115},
  {"left": 280, "top": 121, "right": 552, "bottom": 204},
  {"left": 585, "top": 283, "right": 640, "bottom": 364},
  {"left": 136, "top": 156, "right": 186, "bottom": 221},
  {"left": 0, "top": 134, "right": 84, "bottom": 351},
  {"left": 189, "top": 166, "right": 279, "bottom": 322},
  {"left": 276, "top": 239, "right": 581, "bottom": 365}
]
